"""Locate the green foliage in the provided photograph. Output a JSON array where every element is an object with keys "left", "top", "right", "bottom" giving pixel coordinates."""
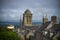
[{"left": 0, "top": 27, "right": 20, "bottom": 40}]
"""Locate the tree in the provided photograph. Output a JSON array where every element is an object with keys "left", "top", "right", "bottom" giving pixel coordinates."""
[{"left": 0, "top": 27, "right": 21, "bottom": 40}]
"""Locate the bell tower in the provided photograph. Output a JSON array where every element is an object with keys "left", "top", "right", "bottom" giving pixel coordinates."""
[{"left": 23, "top": 9, "right": 32, "bottom": 26}]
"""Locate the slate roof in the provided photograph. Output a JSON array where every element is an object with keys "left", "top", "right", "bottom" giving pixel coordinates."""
[
  {"left": 39, "top": 22, "right": 51, "bottom": 31},
  {"left": 50, "top": 23, "right": 60, "bottom": 33}
]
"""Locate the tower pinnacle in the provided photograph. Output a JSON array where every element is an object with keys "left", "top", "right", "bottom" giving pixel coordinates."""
[{"left": 43, "top": 14, "right": 48, "bottom": 24}]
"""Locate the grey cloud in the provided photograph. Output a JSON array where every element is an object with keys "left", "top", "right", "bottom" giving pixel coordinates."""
[{"left": 0, "top": 0, "right": 60, "bottom": 22}]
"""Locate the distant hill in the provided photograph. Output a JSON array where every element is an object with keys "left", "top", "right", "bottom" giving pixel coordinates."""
[
  {"left": 0, "top": 21, "right": 20, "bottom": 27},
  {"left": 32, "top": 22, "right": 42, "bottom": 25},
  {"left": 0, "top": 21, "right": 42, "bottom": 27}
]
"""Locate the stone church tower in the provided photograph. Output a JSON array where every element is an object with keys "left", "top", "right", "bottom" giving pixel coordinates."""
[
  {"left": 51, "top": 16, "right": 57, "bottom": 25},
  {"left": 23, "top": 9, "right": 32, "bottom": 26}
]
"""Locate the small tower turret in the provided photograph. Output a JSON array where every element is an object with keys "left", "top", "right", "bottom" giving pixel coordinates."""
[{"left": 43, "top": 14, "right": 48, "bottom": 24}]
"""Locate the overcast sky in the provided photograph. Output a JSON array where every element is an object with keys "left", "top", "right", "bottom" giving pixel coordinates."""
[{"left": 0, "top": 0, "right": 60, "bottom": 22}]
